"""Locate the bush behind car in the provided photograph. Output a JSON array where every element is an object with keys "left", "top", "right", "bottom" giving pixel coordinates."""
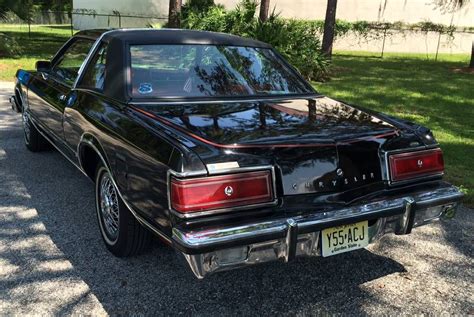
[{"left": 178, "top": 0, "right": 330, "bottom": 81}]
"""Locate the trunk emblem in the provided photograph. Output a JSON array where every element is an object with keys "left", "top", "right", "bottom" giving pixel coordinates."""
[
  {"left": 224, "top": 186, "right": 234, "bottom": 196},
  {"left": 417, "top": 159, "right": 423, "bottom": 168},
  {"left": 302, "top": 171, "right": 377, "bottom": 192}
]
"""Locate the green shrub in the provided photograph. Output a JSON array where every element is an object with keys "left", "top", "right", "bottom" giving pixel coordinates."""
[
  {"left": 0, "top": 33, "right": 22, "bottom": 57},
  {"left": 179, "top": 0, "right": 330, "bottom": 81},
  {"left": 286, "top": 20, "right": 329, "bottom": 81},
  {"left": 180, "top": 1, "right": 228, "bottom": 32}
]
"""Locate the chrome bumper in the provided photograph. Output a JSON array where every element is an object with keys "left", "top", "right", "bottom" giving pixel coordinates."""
[{"left": 172, "top": 185, "right": 463, "bottom": 279}]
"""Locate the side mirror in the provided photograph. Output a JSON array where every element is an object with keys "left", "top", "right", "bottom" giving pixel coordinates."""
[{"left": 35, "top": 61, "right": 51, "bottom": 73}]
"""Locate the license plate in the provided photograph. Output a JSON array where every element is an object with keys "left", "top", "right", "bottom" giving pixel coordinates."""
[{"left": 321, "top": 220, "right": 369, "bottom": 257}]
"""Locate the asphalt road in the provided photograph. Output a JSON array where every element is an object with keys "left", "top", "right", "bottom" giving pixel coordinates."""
[{"left": 0, "top": 81, "right": 472, "bottom": 316}]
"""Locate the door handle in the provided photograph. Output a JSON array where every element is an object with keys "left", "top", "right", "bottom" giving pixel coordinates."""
[{"left": 59, "top": 94, "right": 67, "bottom": 102}]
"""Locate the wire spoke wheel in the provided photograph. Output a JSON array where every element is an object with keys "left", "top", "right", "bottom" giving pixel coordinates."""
[
  {"left": 95, "top": 165, "right": 151, "bottom": 256},
  {"left": 98, "top": 172, "right": 120, "bottom": 243}
]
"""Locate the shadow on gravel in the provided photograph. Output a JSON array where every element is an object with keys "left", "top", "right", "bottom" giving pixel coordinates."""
[
  {"left": 1, "top": 145, "right": 407, "bottom": 315},
  {"left": 438, "top": 209, "right": 474, "bottom": 260}
]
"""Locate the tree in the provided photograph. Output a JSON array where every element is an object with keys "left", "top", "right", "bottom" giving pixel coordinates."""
[
  {"left": 435, "top": 0, "right": 472, "bottom": 68},
  {"left": 1, "top": 0, "right": 72, "bottom": 24},
  {"left": 321, "top": 0, "right": 337, "bottom": 59},
  {"left": 470, "top": 42, "right": 474, "bottom": 68},
  {"left": 0, "top": 0, "right": 34, "bottom": 22},
  {"left": 259, "top": 0, "right": 270, "bottom": 22},
  {"left": 168, "top": 0, "right": 182, "bottom": 28}
]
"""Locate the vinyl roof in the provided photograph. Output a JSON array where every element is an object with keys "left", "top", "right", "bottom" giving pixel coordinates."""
[{"left": 76, "top": 28, "right": 271, "bottom": 48}]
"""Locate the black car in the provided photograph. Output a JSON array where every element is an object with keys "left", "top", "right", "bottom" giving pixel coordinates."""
[{"left": 11, "top": 29, "right": 463, "bottom": 278}]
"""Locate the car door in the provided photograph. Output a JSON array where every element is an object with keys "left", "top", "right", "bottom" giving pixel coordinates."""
[
  {"left": 28, "top": 37, "right": 95, "bottom": 145},
  {"left": 63, "top": 42, "right": 108, "bottom": 151}
]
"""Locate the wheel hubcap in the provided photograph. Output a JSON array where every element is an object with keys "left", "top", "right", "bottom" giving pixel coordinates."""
[{"left": 99, "top": 173, "right": 120, "bottom": 242}]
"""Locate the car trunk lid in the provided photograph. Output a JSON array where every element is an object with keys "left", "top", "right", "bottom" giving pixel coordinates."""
[{"left": 133, "top": 96, "right": 399, "bottom": 195}]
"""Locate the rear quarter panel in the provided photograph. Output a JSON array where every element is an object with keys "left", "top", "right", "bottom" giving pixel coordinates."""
[{"left": 65, "top": 91, "right": 193, "bottom": 235}]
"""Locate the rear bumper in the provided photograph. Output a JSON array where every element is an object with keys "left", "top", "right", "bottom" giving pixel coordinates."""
[{"left": 172, "top": 184, "right": 463, "bottom": 279}]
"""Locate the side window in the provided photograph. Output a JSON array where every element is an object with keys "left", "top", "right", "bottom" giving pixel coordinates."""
[
  {"left": 81, "top": 43, "right": 107, "bottom": 91},
  {"left": 52, "top": 39, "right": 94, "bottom": 86}
]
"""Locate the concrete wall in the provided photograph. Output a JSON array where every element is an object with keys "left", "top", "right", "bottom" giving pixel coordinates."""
[
  {"left": 72, "top": 0, "right": 168, "bottom": 29},
  {"left": 217, "top": 0, "right": 473, "bottom": 26},
  {"left": 334, "top": 31, "right": 472, "bottom": 55},
  {"left": 216, "top": 0, "right": 473, "bottom": 54},
  {"left": 74, "top": 0, "right": 473, "bottom": 29},
  {"left": 72, "top": 0, "right": 472, "bottom": 54}
]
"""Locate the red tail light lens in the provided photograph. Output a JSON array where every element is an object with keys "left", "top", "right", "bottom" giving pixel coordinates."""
[
  {"left": 170, "top": 170, "right": 274, "bottom": 214},
  {"left": 389, "top": 148, "right": 444, "bottom": 182}
]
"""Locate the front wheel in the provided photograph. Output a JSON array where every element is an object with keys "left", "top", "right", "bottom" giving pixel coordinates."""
[{"left": 95, "top": 165, "right": 151, "bottom": 256}]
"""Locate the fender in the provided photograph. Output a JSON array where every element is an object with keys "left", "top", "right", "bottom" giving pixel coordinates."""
[
  {"left": 77, "top": 133, "right": 172, "bottom": 244},
  {"left": 14, "top": 69, "right": 32, "bottom": 113},
  {"left": 77, "top": 133, "right": 112, "bottom": 171}
]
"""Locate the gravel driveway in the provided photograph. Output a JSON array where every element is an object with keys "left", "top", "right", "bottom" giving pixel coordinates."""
[{"left": 0, "top": 81, "right": 472, "bottom": 315}]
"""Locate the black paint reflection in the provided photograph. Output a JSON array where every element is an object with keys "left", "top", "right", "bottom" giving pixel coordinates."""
[{"left": 143, "top": 97, "right": 395, "bottom": 145}]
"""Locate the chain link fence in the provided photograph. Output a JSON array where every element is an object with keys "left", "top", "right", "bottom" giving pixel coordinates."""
[
  {"left": 1, "top": 10, "right": 471, "bottom": 59},
  {"left": 0, "top": 10, "right": 167, "bottom": 37}
]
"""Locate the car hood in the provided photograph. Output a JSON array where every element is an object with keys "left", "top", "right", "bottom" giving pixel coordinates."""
[{"left": 135, "top": 96, "right": 398, "bottom": 147}]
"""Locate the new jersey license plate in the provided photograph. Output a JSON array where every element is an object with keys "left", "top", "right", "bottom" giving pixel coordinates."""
[{"left": 321, "top": 220, "right": 369, "bottom": 257}]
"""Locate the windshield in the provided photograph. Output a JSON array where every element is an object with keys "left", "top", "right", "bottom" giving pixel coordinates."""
[{"left": 129, "top": 44, "right": 313, "bottom": 98}]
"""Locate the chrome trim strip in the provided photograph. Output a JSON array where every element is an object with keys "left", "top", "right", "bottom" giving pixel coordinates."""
[
  {"left": 51, "top": 37, "right": 76, "bottom": 65},
  {"left": 168, "top": 169, "right": 208, "bottom": 178},
  {"left": 78, "top": 138, "right": 172, "bottom": 244},
  {"left": 167, "top": 165, "right": 279, "bottom": 219},
  {"left": 129, "top": 94, "right": 322, "bottom": 106},
  {"left": 205, "top": 164, "right": 276, "bottom": 177},
  {"left": 72, "top": 29, "right": 116, "bottom": 89},
  {"left": 28, "top": 114, "right": 89, "bottom": 178}
]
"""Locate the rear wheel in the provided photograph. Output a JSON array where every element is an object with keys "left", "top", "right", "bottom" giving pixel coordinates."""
[
  {"left": 23, "top": 112, "right": 49, "bottom": 152},
  {"left": 95, "top": 165, "right": 151, "bottom": 256}
]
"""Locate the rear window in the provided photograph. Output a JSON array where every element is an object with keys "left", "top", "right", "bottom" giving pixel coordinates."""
[{"left": 129, "top": 44, "right": 313, "bottom": 98}]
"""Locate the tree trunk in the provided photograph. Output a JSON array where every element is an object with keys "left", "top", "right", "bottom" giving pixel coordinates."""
[
  {"left": 168, "top": 0, "right": 182, "bottom": 28},
  {"left": 259, "top": 0, "right": 270, "bottom": 22},
  {"left": 321, "top": 0, "right": 338, "bottom": 59},
  {"left": 470, "top": 41, "right": 474, "bottom": 68},
  {"left": 55, "top": 10, "right": 63, "bottom": 24}
]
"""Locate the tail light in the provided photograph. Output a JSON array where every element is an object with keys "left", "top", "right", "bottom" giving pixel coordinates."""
[
  {"left": 389, "top": 148, "right": 444, "bottom": 182},
  {"left": 170, "top": 170, "right": 274, "bottom": 214}
]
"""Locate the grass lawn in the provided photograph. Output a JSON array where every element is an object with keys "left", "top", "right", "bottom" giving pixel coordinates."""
[
  {"left": 314, "top": 52, "right": 473, "bottom": 205},
  {"left": 1, "top": 25, "right": 473, "bottom": 204},
  {"left": 0, "top": 24, "right": 73, "bottom": 80}
]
